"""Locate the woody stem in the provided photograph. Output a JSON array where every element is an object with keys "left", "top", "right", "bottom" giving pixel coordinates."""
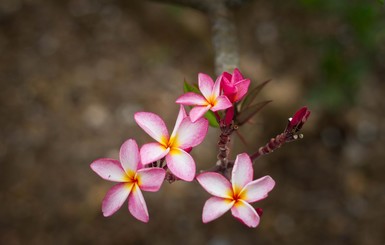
[
  {"left": 150, "top": 0, "right": 240, "bottom": 75},
  {"left": 217, "top": 121, "right": 237, "bottom": 170},
  {"left": 249, "top": 133, "right": 286, "bottom": 162}
]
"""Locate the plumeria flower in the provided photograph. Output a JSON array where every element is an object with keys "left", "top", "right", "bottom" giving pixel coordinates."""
[
  {"left": 90, "top": 139, "right": 166, "bottom": 222},
  {"left": 196, "top": 153, "right": 275, "bottom": 228},
  {"left": 134, "top": 106, "right": 208, "bottom": 181},
  {"left": 221, "top": 68, "right": 251, "bottom": 103},
  {"left": 176, "top": 73, "right": 232, "bottom": 122}
]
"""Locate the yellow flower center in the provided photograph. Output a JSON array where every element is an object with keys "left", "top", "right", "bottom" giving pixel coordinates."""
[
  {"left": 125, "top": 172, "right": 139, "bottom": 186},
  {"left": 163, "top": 135, "right": 179, "bottom": 149},
  {"left": 206, "top": 95, "right": 217, "bottom": 107},
  {"left": 228, "top": 185, "right": 246, "bottom": 203}
]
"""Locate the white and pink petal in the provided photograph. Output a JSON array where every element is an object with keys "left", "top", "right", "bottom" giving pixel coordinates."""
[
  {"left": 196, "top": 172, "right": 233, "bottom": 199},
  {"left": 90, "top": 158, "right": 128, "bottom": 182},
  {"left": 128, "top": 184, "right": 149, "bottom": 223},
  {"left": 140, "top": 143, "right": 170, "bottom": 165},
  {"left": 134, "top": 112, "right": 169, "bottom": 144},
  {"left": 210, "top": 95, "right": 232, "bottom": 112},
  {"left": 119, "top": 139, "right": 140, "bottom": 175},
  {"left": 175, "top": 92, "right": 208, "bottom": 106},
  {"left": 240, "top": 175, "right": 275, "bottom": 203},
  {"left": 173, "top": 117, "right": 208, "bottom": 149},
  {"left": 165, "top": 148, "right": 196, "bottom": 181},
  {"left": 102, "top": 183, "right": 132, "bottom": 217},
  {"left": 189, "top": 105, "right": 211, "bottom": 122},
  {"left": 198, "top": 73, "right": 214, "bottom": 99},
  {"left": 137, "top": 167, "right": 166, "bottom": 192},
  {"left": 231, "top": 153, "right": 254, "bottom": 193},
  {"left": 212, "top": 74, "right": 223, "bottom": 98},
  {"left": 202, "top": 197, "right": 234, "bottom": 223},
  {"left": 170, "top": 105, "right": 187, "bottom": 139},
  {"left": 231, "top": 200, "right": 260, "bottom": 228}
]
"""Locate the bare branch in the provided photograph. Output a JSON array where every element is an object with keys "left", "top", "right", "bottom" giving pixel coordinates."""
[
  {"left": 150, "top": 0, "right": 212, "bottom": 12},
  {"left": 208, "top": 2, "right": 239, "bottom": 75},
  {"left": 150, "top": 0, "right": 240, "bottom": 75}
]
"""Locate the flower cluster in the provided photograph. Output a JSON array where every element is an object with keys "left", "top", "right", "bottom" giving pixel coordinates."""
[{"left": 90, "top": 68, "right": 310, "bottom": 227}]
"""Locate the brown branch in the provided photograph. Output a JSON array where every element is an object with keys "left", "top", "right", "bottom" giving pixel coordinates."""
[
  {"left": 249, "top": 133, "right": 286, "bottom": 162},
  {"left": 150, "top": 0, "right": 253, "bottom": 12},
  {"left": 217, "top": 122, "right": 238, "bottom": 166},
  {"left": 208, "top": 2, "right": 239, "bottom": 75},
  {"left": 150, "top": 0, "right": 212, "bottom": 12},
  {"left": 150, "top": 0, "right": 241, "bottom": 75}
]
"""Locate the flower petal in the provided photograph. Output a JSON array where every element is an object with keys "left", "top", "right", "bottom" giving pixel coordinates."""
[
  {"left": 231, "top": 153, "right": 253, "bottom": 193},
  {"left": 90, "top": 158, "right": 128, "bottom": 182},
  {"left": 240, "top": 175, "right": 275, "bottom": 203},
  {"left": 128, "top": 184, "right": 149, "bottom": 223},
  {"left": 231, "top": 200, "right": 260, "bottom": 228},
  {"left": 202, "top": 196, "right": 234, "bottom": 223},
  {"left": 211, "top": 95, "right": 232, "bottom": 112},
  {"left": 222, "top": 78, "right": 237, "bottom": 103},
  {"left": 119, "top": 139, "right": 140, "bottom": 175},
  {"left": 189, "top": 105, "right": 211, "bottom": 122},
  {"left": 232, "top": 68, "right": 244, "bottom": 83},
  {"left": 221, "top": 73, "right": 235, "bottom": 90},
  {"left": 140, "top": 143, "right": 170, "bottom": 165},
  {"left": 175, "top": 92, "right": 207, "bottom": 106},
  {"left": 173, "top": 117, "right": 208, "bottom": 149},
  {"left": 221, "top": 71, "right": 232, "bottom": 83},
  {"left": 221, "top": 69, "right": 250, "bottom": 103},
  {"left": 170, "top": 105, "right": 187, "bottom": 140},
  {"left": 198, "top": 73, "right": 214, "bottom": 99},
  {"left": 233, "top": 79, "right": 250, "bottom": 102},
  {"left": 165, "top": 148, "right": 196, "bottom": 181},
  {"left": 196, "top": 172, "right": 232, "bottom": 198},
  {"left": 136, "top": 167, "right": 166, "bottom": 192},
  {"left": 102, "top": 183, "right": 132, "bottom": 217},
  {"left": 134, "top": 112, "right": 169, "bottom": 144},
  {"left": 212, "top": 74, "right": 222, "bottom": 98}
]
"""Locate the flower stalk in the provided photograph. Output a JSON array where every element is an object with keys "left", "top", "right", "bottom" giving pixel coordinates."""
[{"left": 216, "top": 120, "right": 237, "bottom": 169}]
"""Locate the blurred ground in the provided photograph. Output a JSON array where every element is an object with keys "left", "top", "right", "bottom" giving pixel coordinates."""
[{"left": 0, "top": 0, "right": 384, "bottom": 244}]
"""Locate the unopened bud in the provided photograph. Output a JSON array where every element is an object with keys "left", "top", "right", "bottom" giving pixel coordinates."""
[
  {"left": 256, "top": 208, "right": 263, "bottom": 217},
  {"left": 285, "top": 106, "right": 311, "bottom": 133}
]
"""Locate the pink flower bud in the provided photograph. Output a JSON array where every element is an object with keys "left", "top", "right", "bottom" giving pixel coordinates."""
[
  {"left": 285, "top": 106, "right": 311, "bottom": 133},
  {"left": 256, "top": 208, "right": 263, "bottom": 217}
]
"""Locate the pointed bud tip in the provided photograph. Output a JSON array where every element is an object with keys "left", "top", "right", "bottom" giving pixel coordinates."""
[
  {"left": 286, "top": 106, "right": 311, "bottom": 132},
  {"left": 256, "top": 208, "right": 263, "bottom": 217}
]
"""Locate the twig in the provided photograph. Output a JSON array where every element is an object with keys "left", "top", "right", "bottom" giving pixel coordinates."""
[{"left": 149, "top": 0, "right": 241, "bottom": 75}]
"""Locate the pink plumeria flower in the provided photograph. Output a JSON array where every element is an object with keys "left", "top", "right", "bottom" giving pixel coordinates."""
[
  {"left": 134, "top": 106, "right": 208, "bottom": 181},
  {"left": 90, "top": 139, "right": 166, "bottom": 222},
  {"left": 221, "top": 68, "right": 251, "bottom": 103},
  {"left": 196, "top": 153, "right": 275, "bottom": 228},
  {"left": 176, "top": 73, "right": 232, "bottom": 122}
]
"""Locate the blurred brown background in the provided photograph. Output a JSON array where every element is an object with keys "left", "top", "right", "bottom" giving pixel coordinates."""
[{"left": 1, "top": 0, "right": 384, "bottom": 244}]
